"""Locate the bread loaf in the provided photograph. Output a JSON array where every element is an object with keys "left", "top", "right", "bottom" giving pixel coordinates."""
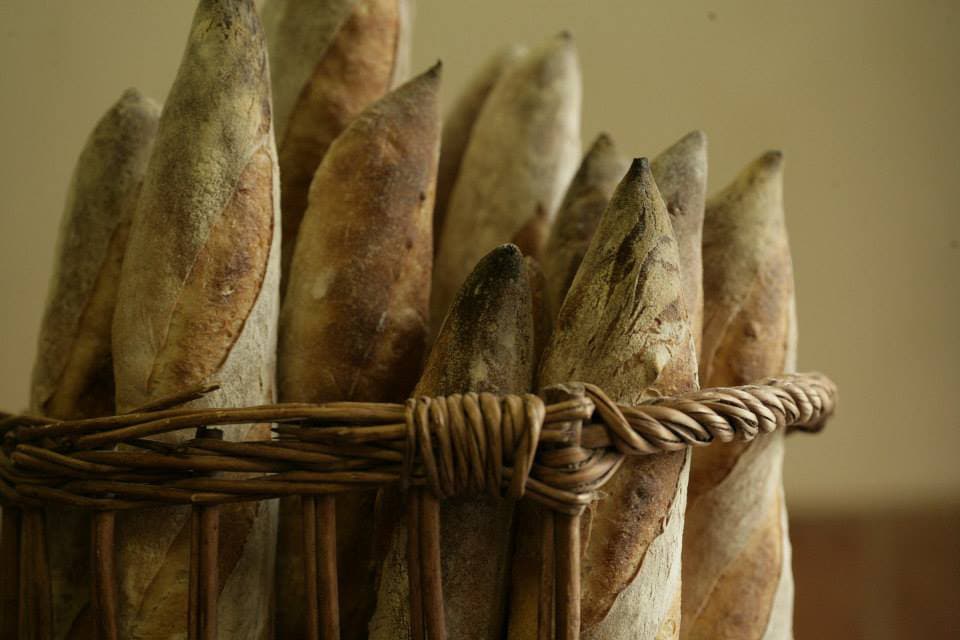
[
  {"left": 261, "top": 0, "right": 410, "bottom": 290},
  {"left": 111, "top": 1, "right": 279, "bottom": 637},
  {"left": 681, "top": 151, "right": 796, "bottom": 640},
  {"left": 23, "top": 88, "right": 159, "bottom": 640},
  {"left": 540, "top": 133, "right": 627, "bottom": 320},
  {"left": 277, "top": 65, "right": 440, "bottom": 640},
  {"left": 509, "top": 158, "right": 699, "bottom": 639},
  {"left": 434, "top": 44, "right": 525, "bottom": 249},
  {"left": 370, "top": 244, "right": 535, "bottom": 640},
  {"left": 431, "top": 33, "right": 581, "bottom": 328},
  {"left": 652, "top": 130, "right": 708, "bottom": 356}
]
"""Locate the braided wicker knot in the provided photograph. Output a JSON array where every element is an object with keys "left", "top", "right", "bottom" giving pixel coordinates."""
[
  {"left": 401, "top": 392, "right": 546, "bottom": 501},
  {"left": 396, "top": 373, "right": 837, "bottom": 514}
]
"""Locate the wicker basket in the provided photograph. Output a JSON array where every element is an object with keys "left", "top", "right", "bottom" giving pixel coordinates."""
[{"left": 0, "top": 372, "right": 835, "bottom": 640}]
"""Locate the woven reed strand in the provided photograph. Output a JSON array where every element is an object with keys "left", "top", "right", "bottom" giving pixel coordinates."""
[{"left": 0, "top": 373, "right": 836, "bottom": 516}]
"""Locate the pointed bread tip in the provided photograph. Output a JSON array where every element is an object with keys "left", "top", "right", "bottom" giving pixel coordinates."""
[{"left": 759, "top": 149, "right": 784, "bottom": 169}]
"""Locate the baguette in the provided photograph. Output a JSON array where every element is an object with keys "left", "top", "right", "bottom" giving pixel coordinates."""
[
  {"left": 681, "top": 151, "right": 796, "bottom": 640},
  {"left": 434, "top": 44, "right": 525, "bottom": 249},
  {"left": 431, "top": 33, "right": 581, "bottom": 328},
  {"left": 25, "top": 88, "right": 159, "bottom": 640},
  {"left": 111, "top": 2, "right": 279, "bottom": 637},
  {"left": 370, "top": 244, "right": 535, "bottom": 640},
  {"left": 540, "top": 133, "right": 627, "bottom": 320},
  {"left": 261, "top": 0, "right": 410, "bottom": 291},
  {"left": 652, "top": 130, "right": 708, "bottom": 357},
  {"left": 277, "top": 65, "right": 440, "bottom": 640},
  {"left": 510, "top": 158, "right": 699, "bottom": 639}
]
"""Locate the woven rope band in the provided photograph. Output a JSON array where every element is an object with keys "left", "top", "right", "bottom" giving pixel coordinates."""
[{"left": 0, "top": 373, "right": 836, "bottom": 515}]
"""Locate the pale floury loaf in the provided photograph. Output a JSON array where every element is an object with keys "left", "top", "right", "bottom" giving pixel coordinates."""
[
  {"left": 682, "top": 151, "right": 797, "bottom": 640},
  {"left": 431, "top": 33, "right": 581, "bottom": 329},
  {"left": 261, "top": 0, "right": 411, "bottom": 291},
  {"left": 111, "top": 1, "right": 280, "bottom": 637},
  {"left": 277, "top": 65, "right": 440, "bottom": 640},
  {"left": 434, "top": 44, "right": 526, "bottom": 249},
  {"left": 509, "top": 158, "right": 699, "bottom": 639},
  {"left": 652, "top": 130, "right": 708, "bottom": 357},
  {"left": 370, "top": 244, "right": 535, "bottom": 640},
  {"left": 25, "top": 88, "right": 159, "bottom": 640}
]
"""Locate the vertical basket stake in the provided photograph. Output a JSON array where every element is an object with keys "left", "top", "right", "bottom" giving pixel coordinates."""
[
  {"left": 418, "top": 492, "right": 446, "bottom": 640},
  {"left": 90, "top": 511, "right": 119, "bottom": 640},
  {"left": 19, "top": 508, "right": 52, "bottom": 640},
  {"left": 538, "top": 508, "right": 555, "bottom": 640},
  {"left": 188, "top": 505, "right": 220, "bottom": 640},
  {"left": 405, "top": 491, "right": 424, "bottom": 639},
  {"left": 301, "top": 496, "right": 321, "bottom": 640},
  {"left": 554, "top": 513, "right": 581, "bottom": 640},
  {"left": 317, "top": 495, "right": 341, "bottom": 639},
  {"left": 0, "top": 505, "right": 21, "bottom": 640},
  {"left": 541, "top": 384, "right": 587, "bottom": 640},
  {"left": 188, "top": 427, "right": 222, "bottom": 640}
]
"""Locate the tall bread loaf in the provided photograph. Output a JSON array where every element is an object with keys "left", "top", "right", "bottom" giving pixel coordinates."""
[
  {"left": 434, "top": 44, "right": 526, "bottom": 249},
  {"left": 262, "top": 0, "right": 411, "bottom": 290},
  {"left": 370, "top": 244, "right": 535, "bottom": 640},
  {"left": 652, "top": 130, "right": 708, "bottom": 357},
  {"left": 540, "top": 133, "right": 627, "bottom": 320},
  {"left": 111, "top": 1, "right": 279, "bottom": 637},
  {"left": 509, "top": 158, "right": 699, "bottom": 639},
  {"left": 681, "top": 151, "right": 797, "bottom": 640},
  {"left": 431, "top": 33, "right": 581, "bottom": 328},
  {"left": 277, "top": 66, "right": 440, "bottom": 640},
  {"left": 25, "top": 89, "right": 159, "bottom": 639}
]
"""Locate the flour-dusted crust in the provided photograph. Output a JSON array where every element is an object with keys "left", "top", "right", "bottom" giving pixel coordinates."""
[
  {"left": 681, "top": 151, "right": 797, "bottom": 640},
  {"left": 370, "top": 244, "right": 535, "bottom": 640},
  {"left": 434, "top": 44, "right": 526, "bottom": 250},
  {"left": 277, "top": 65, "right": 440, "bottom": 639},
  {"left": 652, "top": 130, "right": 708, "bottom": 358},
  {"left": 31, "top": 89, "right": 159, "bottom": 422},
  {"left": 510, "top": 159, "right": 698, "bottom": 639},
  {"left": 431, "top": 33, "right": 581, "bottom": 330},
  {"left": 541, "top": 133, "right": 627, "bottom": 321},
  {"left": 263, "top": 0, "right": 406, "bottom": 291},
  {"left": 110, "top": 2, "right": 280, "bottom": 637},
  {"left": 29, "top": 89, "right": 159, "bottom": 640}
]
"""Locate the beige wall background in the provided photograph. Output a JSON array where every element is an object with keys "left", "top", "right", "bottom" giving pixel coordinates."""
[{"left": 0, "top": 0, "right": 956, "bottom": 513}]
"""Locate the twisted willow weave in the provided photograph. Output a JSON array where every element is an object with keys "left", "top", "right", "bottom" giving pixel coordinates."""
[{"left": 0, "top": 372, "right": 836, "bottom": 640}]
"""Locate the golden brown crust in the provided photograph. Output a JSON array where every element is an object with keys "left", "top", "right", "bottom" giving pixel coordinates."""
[
  {"left": 370, "top": 244, "right": 535, "bottom": 640},
  {"left": 146, "top": 147, "right": 274, "bottom": 403},
  {"left": 541, "top": 133, "right": 627, "bottom": 321},
  {"left": 110, "top": 2, "right": 280, "bottom": 637},
  {"left": 431, "top": 33, "right": 581, "bottom": 330},
  {"left": 273, "top": 0, "right": 402, "bottom": 292},
  {"left": 277, "top": 66, "right": 440, "bottom": 639},
  {"left": 682, "top": 151, "right": 796, "bottom": 640},
  {"left": 684, "top": 495, "right": 783, "bottom": 640},
  {"left": 515, "top": 159, "right": 697, "bottom": 639}
]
